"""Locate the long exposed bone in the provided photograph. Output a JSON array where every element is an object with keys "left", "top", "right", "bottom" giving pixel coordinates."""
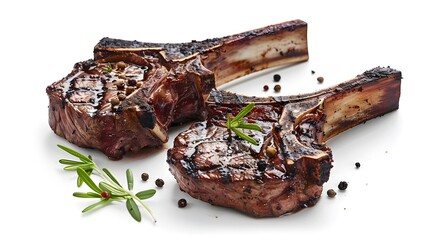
[{"left": 94, "top": 19, "right": 308, "bottom": 90}]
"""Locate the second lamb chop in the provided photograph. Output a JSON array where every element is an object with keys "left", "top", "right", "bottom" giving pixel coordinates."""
[{"left": 167, "top": 67, "right": 401, "bottom": 217}]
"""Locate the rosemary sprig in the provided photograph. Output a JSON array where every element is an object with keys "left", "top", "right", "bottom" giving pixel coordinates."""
[
  {"left": 102, "top": 63, "right": 113, "bottom": 73},
  {"left": 226, "top": 103, "right": 262, "bottom": 145},
  {"left": 57, "top": 144, "right": 156, "bottom": 222}
]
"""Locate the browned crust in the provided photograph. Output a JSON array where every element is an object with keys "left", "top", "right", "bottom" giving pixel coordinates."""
[{"left": 168, "top": 158, "right": 323, "bottom": 217}]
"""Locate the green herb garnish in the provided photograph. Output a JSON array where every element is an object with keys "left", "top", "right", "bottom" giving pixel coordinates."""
[
  {"left": 102, "top": 63, "right": 113, "bottom": 73},
  {"left": 226, "top": 103, "right": 262, "bottom": 145},
  {"left": 58, "top": 144, "right": 156, "bottom": 222}
]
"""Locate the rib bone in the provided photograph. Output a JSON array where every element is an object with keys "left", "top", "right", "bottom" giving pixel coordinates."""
[{"left": 94, "top": 19, "right": 308, "bottom": 88}]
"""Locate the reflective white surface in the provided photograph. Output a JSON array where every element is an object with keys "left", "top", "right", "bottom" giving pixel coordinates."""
[{"left": 1, "top": 0, "right": 427, "bottom": 239}]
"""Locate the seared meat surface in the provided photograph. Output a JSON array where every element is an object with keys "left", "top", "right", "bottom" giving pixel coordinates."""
[
  {"left": 47, "top": 57, "right": 207, "bottom": 159},
  {"left": 47, "top": 20, "right": 308, "bottom": 159},
  {"left": 167, "top": 67, "right": 401, "bottom": 217}
]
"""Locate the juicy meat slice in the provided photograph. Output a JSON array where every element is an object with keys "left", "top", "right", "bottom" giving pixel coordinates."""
[
  {"left": 167, "top": 67, "right": 401, "bottom": 217},
  {"left": 47, "top": 20, "right": 308, "bottom": 159}
]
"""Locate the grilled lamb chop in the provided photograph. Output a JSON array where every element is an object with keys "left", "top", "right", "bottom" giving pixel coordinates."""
[
  {"left": 47, "top": 20, "right": 308, "bottom": 159},
  {"left": 167, "top": 67, "right": 401, "bottom": 217}
]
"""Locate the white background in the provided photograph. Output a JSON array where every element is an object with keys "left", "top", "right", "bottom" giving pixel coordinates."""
[{"left": 1, "top": 0, "right": 428, "bottom": 239}]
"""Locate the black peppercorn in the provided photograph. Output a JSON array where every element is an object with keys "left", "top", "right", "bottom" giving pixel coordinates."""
[
  {"left": 263, "top": 85, "right": 269, "bottom": 91},
  {"left": 327, "top": 189, "right": 336, "bottom": 198},
  {"left": 178, "top": 198, "right": 187, "bottom": 208},
  {"left": 273, "top": 74, "right": 281, "bottom": 82},
  {"left": 257, "top": 161, "right": 268, "bottom": 172},
  {"left": 338, "top": 181, "right": 348, "bottom": 190},
  {"left": 141, "top": 173, "right": 149, "bottom": 181},
  {"left": 128, "top": 79, "right": 137, "bottom": 86},
  {"left": 155, "top": 178, "right": 165, "bottom": 187},
  {"left": 355, "top": 162, "right": 361, "bottom": 168}
]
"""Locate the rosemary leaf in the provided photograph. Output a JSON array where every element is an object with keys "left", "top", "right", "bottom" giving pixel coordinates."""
[
  {"left": 236, "top": 121, "right": 262, "bottom": 131},
  {"left": 102, "top": 168, "right": 122, "bottom": 188},
  {"left": 82, "top": 199, "right": 111, "bottom": 213},
  {"left": 59, "top": 159, "right": 84, "bottom": 165},
  {"left": 77, "top": 176, "right": 83, "bottom": 187},
  {"left": 57, "top": 145, "right": 92, "bottom": 163},
  {"left": 226, "top": 103, "right": 262, "bottom": 145},
  {"left": 126, "top": 199, "right": 142, "bottom": 222},
  {"left": 77, "top": 168, "right": 102, "bottom": 193},
  {"left": 99, "top": 182, "right": 127, "bottom": 196},
  {"left": 135, "top": 189, "right": 156, "bottom": 200},
  {"left": 77, "top": 169, "right": 93, "bottom": 187},
  {"left": 232, "top": 103, "right": 255, "bottom": 122},
  {"left": 87, "top": 192, "right": 103, "bottom": 198},
  {"left": 231, "top": 127, "right": 258, "bottom": 145},
  {"left": 73, "top": 192, "right": 101, "bottom": 198},
  {"left": 64, "top": 163, "right": 93, "bottom": 171},
  {"left": 126, "top": 169, "right": 134, "bottom": 191}
]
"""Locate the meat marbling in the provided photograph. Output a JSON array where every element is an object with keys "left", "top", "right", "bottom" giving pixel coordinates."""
[
  {"left": 47, "top": 20, "right": 308, "bottom": 159},
  {"left": 167, "top": 67, "right": 401, "bottom": 217}
]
